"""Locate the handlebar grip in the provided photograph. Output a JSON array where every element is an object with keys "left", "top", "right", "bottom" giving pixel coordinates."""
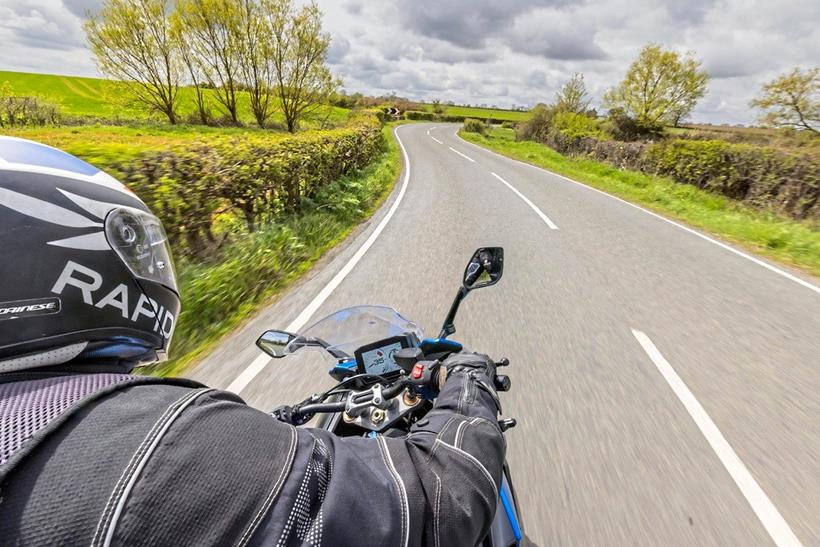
[
  {"left": 494, "top": 374, "right": 511, "bottom": 392},
  {"left": 496, "top": 358, "right": 509, "bottom": 367}
]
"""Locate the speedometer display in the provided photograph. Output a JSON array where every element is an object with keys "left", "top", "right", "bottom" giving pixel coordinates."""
[{"left": 360, "top": 341, "right": 404, "bottom": 374}]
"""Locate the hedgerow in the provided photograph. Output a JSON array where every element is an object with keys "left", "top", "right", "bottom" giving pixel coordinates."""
[
  {"left": 515, "top": 106, "right": 819, "bottom": 220},
  {"left": 113, "top": 114, "right": 383, "bottom": 257}
]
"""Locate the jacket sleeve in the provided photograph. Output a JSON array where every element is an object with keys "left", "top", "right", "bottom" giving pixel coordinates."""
[{"left": 248, "top": 369, "right": 505, "bottom": 547}]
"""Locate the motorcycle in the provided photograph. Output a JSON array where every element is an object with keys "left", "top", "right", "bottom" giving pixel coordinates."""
[{"left": 256, "top": 247, "right": 523, "bottom": 546}]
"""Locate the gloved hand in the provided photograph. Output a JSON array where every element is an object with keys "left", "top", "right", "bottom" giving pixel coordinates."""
[
  {"left": 442, "top": 351, "right": 497, "bottom": 382},
  {"left": 440, "top": 351, "right": 504, "bottom": 413}
]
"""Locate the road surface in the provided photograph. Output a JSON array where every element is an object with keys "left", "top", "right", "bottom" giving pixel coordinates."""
[{"left": 191, "top": 123, "right": 819, "bottom": 546}]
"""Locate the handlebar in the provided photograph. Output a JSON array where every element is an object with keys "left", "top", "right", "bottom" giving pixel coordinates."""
[{"left": 274, "top": 356, "right": 512, "bottom": 425}]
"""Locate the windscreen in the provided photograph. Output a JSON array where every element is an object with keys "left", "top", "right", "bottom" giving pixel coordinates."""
[{"left": 285, "top": 305, "right": 424, "bottom": 359}]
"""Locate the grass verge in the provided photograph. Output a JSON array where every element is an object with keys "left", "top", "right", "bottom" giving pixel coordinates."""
[
  {"left": 461, "top": 128, "right": 820, "bottom": 277},
  {"left": 152, "top": 125, "right": 402, "bottom": 376}
]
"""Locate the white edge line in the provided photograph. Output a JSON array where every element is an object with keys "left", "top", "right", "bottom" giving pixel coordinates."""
[
  {"left": 457, "top": 132, "right": 820, "bottom": 295},
  {"left": 431, "top": 136, "right": 443, "bottom": 144},
  {"left": 225, "top": 125, "right": 413, "bottom": 394},
  {"left": 448, "top": 146, "right": 475, "bottom": 163},
  {"left": 631, "top": 329, "right": 803, "bottom": 547},
  {"left": 491, "top": 172, "right": 558, "bottom": 230}
]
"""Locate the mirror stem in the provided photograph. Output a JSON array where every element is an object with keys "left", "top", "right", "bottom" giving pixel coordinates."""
[{"left": 439, "top": 286, "right": 468, "bottom": 339}]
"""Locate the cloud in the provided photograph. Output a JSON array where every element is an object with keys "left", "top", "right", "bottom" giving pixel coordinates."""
[
  {"left": 0, "top": 2, "right": 89, "bottom": 53},
  {"left": 327, "top": 35, "right": 351, "bottom": 64},
  {"left": 508, "top": 8, "right": 608, "bottom": 60},
  {"left": 394, "top": 0, "right": 544, "bottom": 49},
  {"left": 62, "top": 0, "right": 102, "bottom": 19}
]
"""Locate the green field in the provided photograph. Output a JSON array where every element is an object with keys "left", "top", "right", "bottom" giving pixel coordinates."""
[
  {"left": 419, "top": 103, "right": 527, "bottom": 121},
  {"left": 0, "top": 70, "right": 350, "bottom": 127},
  {"left": 461, "top": 127, "right": 820, "bottom": 277}
]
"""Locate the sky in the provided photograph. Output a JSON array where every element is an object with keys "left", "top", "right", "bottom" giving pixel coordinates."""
[{"left": 0, "top": 0, "right": 817, "bottom": 125}]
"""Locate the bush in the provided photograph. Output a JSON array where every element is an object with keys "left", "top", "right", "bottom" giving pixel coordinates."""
[
  {"left": 551, "top": 112, "right": 609, "bottom": 140},
  {"left": 603, "top": 107, "right": 659, "bottom": 141},
  {"left": 462, "top": 118, "right": 485, "bottom": 134},
  {"left": 501, "top": 121, "right": 517, "bottom": 130},
  {"left": 516, "top": 105, "right": 557, "bottom": 142},
  {"left": 116, "top": 115, "right": 384, "bottom": 258},
  {"left": 0, "top": 95, "right": 61, "bottom": 127}
]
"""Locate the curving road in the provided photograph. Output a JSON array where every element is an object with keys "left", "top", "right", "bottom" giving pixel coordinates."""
[{"left": 191, "top": 123, "right": 819, "bottom": 546}]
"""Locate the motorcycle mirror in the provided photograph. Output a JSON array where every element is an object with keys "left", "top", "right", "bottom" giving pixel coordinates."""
[
  {"left": 439, "top": 246, "right": 505, "bottom": 339},
  {"left": 463, "top": 247, "right": 504, "bottom": 290},
  {"left": 256, "top": 330, "right": 296, "bottom": 358}
]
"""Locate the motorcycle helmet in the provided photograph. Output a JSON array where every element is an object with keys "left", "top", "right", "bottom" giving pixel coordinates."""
[{"left": 0, "top": 136, "right": 179, "bottom": 372}]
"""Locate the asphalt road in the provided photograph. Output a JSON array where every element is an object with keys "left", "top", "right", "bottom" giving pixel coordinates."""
[{"left": 191, "top": 123, "right": 820, "bottom": 546}]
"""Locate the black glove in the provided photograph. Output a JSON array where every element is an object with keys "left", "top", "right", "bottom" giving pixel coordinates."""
[
  {"left": 441, "top": 351, "right": 503, "bottom": 413},
  {"left": 442, "top": 351, "right": 497, "bottom": 381}
]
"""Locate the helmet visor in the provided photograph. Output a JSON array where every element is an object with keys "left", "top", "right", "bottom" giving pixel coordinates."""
[{"left": 104, "top": 208, "right": 178, "bottom": 292}]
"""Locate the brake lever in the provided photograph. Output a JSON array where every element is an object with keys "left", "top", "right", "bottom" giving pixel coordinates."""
[{"left": 272, "top": 404, "right": 313, "bottom": 426}]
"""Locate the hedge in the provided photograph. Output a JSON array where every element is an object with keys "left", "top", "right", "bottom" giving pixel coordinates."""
[
  {"left": 529, "top": 128, "right": 819, "bottom": 220},
  {"left": 112, "top": 115, "right": 384, "bottom": 257}
]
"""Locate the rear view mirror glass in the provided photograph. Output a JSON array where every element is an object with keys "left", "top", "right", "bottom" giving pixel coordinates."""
[
  {"left": 256, "top": 330, "right": 296, "bottom": 358},
  {"left": 463, "top": 247, "right": 504, "bottom": 290}
]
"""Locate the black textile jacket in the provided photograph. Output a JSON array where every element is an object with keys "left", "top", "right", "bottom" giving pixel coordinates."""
[{"left": 0, "top": 366, "right": 505, "bottom": 546}]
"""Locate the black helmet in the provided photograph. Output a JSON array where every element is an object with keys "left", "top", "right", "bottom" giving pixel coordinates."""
[{"left": 0, "top": 136, "right": 180, "bottom": 372}]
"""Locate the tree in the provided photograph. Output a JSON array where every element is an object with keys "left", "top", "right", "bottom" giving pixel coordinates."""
[
  {"left": 750, "top": 68, "right": 819, "bottom": 134},
  {"left": 171, "top": 13, "right": 212, "bottom": 124},
  {"left": 268, "top": 0, "right": 337, "bottom": 132},
  {"left": 554, "top": 72, "right": 590, "bottom": 114},
  {"left": 431, "top": 98, "right": 445, "bottom": 115},
  {"left": 174, "top": 0, "right": 243, "bottom": 124},
  {"left": 235, "top": 0, "right": 276, "bottom": 127},
  {"left": 85, "top": 0, "right": 182, "bottom": 124},
  {"left": 604, "top": 44, "right": 708, "bottom": 130}
]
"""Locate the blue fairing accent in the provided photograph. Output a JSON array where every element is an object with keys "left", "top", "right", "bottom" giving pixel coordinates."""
[
  {"left": 500, "top": 486, "right": 522, "bottom": 542},
  {"left": 0, "top": 137, "right": 100, "bottom": 176},
  {"left": 420, "top": 338, "right": 463, "bottom": 351},
  {"left": 329, "top": 358, "right": 357, "bottom": 380},
  {"left": 81, "top": 343, "right": 151, "bottom": 359}
]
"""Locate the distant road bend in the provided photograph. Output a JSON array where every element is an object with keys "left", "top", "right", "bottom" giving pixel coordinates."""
[{"left": 193, "top": 123, "right": 819, "bottom": 546}]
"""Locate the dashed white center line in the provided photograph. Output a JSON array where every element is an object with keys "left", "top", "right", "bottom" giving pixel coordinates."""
[
  {"left": 431, "top": 136, "right": 443, "bottom": 144},
  {"left": 448, "top": 146, "right": 475, "bottom": 162},
  {"left": 631, "top": 329, "right": 804, "bottom": 547},
  {"left": 490, "top": 172, "right": 558, "bottom": 230}
]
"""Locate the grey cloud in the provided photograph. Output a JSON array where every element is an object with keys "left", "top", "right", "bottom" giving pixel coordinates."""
[
  {"left": 510, "top": 31, "right": 607, "bottom": 60},
  {"left": 0, "top": 2, "right": 87, "bottom": 50},
  {"left": 394, "top": 0, "right": 554, "bottom": 49},
  {"left": 62, "top": 0, "right": 102, "bottom": 19},
  {"left": 419, "top": 40, "right": 500, "bottom": 64},
  {"left": 527, "top": 70, "right": 548, "bottom": 88},
  {"left": 327, "top": 36, "right": 351, "bottom": 64},
  {"left": 509, "top": 9, "right": 607, "bottom": 60},
  {"left": 664, "top": 0, "right": 716, "bottom": 24},
  {"left": 343, "top": 1, "right": 362, "bottom": 16}
]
